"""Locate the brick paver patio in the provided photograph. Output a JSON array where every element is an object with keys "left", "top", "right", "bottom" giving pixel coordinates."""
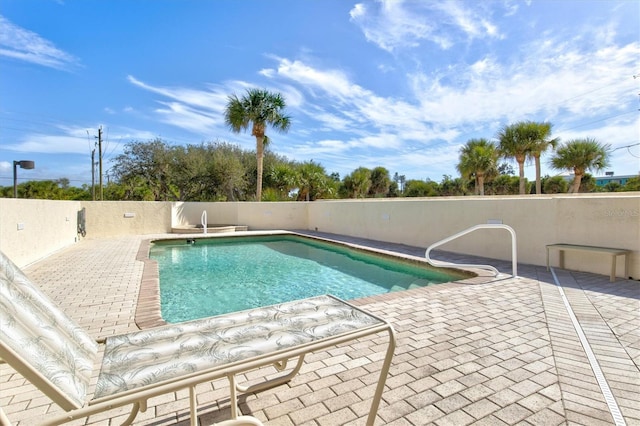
[{"left": 1, "top": 232, "right": 638, "bottom": 425}]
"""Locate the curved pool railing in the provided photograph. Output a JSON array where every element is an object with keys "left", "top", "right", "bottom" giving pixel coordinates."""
[
  {"left": 201, "top": 210, "right": 208, "bottom": 235},
  {"left": 425, "top": 224, "right": 517, "bottom": 278}
]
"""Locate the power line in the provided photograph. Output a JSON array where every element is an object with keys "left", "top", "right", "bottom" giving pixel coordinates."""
[
  {"left": 553, "top": 110, "right": 637, "bottom": 135},
  {"left": 611, "top": 142, "right": 640, "bottom": 152},
  {"left": 0, "top": 176, "right": 89, "bottom": 184},
  {"left": 0, "top": 125, "right": 90, "bottom": 140},
  {"left": 548, "top": 75, "right": 636, "bottom": 110},
  {"left": 627, "top": 147, "right": 640, "bottom": 159}
]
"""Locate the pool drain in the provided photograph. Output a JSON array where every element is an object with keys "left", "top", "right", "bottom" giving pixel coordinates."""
[{"left": 550, "top": 267, "right": 626, "bottom": 426}]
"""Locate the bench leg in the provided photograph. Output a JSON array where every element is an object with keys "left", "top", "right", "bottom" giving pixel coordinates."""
[
  {"left": 610, "top": 256, "right": 616, "bottom": 282},
  {"left": 559, "top": 250, "right": 565, "bottom": 269},
  {"left": 546, "top": 248, "right": 550, "bottom": 271},
  {"left": 624, "top": 254, "right": 629, "bottom": 280}
]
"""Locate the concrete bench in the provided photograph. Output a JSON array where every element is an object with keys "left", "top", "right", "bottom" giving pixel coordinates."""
[{"left": 546, "top": 243, "right": 631, "bottom": 282}]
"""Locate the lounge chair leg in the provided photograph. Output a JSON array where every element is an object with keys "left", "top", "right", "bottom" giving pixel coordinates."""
[
  {"left": 228, "top": 374, "right": 239, "bottom": 419},
  {"left": 366, "top": 327, "right": 397, "bottom": 426},
  {"left": 0, "top": 406, "right": 13, "bottom": 426},
  {"left": 236, "top": 355, "right": 306, "bottom": 394},
  {"left": 189, "top": 386, "right": 198, "bottom": 426},
  {"left": 120, "top": 401, "right": 143, "bottom": 426}
]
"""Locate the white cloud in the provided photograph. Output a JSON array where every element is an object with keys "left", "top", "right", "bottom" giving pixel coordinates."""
[
  {"left": 349, "top": 0, "right": 502, "bottom": 52},
  {"left": 350, "top": 0, "right": 438, "bottom": 51},
  {"left": 433, "top": 1, "right": 501, "bottom": 40},
  {"left": 127, "top": 75, "right": 300, "bottom": 137},
  {"left": 125, "top": 19, "right": 639, "bottom": 179},
  {"left": 313, "top": 111, "right": 352, "bottom": 131},
  {"left": 409, "top": 36, "right": 640, "bottom": 130},
  {"left": 154, "top": 101, "right": 219, "bottom": 135},
  {"left": 127, "top": 75, "right": 229, "bottom": 113},
  {"left": 3, "top": 124, "right": 156, "bottom": 155},
  {"left": 268, "top": 58, "right": 365, "bottom": 100},
  {"left": 0, "top": 15, "right": 79, "bottom": 70}
]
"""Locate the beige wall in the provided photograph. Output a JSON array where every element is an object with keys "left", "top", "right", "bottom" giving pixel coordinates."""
[
  {"left": 308, "top": 197, "right": 554, "bottom": 261},
  {"left": 1, "top": 194, "right": 638, "bottom": 278},
  {"left": 307, "top": 194, "right": 639, "bottom": 278},
  {"left": 0, "top": 198, "right": 81, "bottom": 266},
  {"left": 235, "top": 202, "right": 308, "bottom": 230},
  {"left": 172, "top": 202, "right": 308, "bottom": 230},
  {"left": 173, "top": 202, "right": 240, "bottom": 228},
  {"left": 80, "top": 201, "right": 173, "bottom": 239}
]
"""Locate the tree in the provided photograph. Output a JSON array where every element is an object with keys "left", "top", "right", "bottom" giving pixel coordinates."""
[
  {"left": 268, "top": 163, "right": 298, "bottom": 200},
  {"left": 526, "top": 122, "right": 559, "bottom": 195},
  {"left": 111, "top": 139, "right": 177, "bottom": 201},
  {"left": 542, "top": 175, "right": 569, "bottom": 194},
  {"left": 342, "top": 167, "right": 372, "bottom": 198},
  {"left": 550, "top": 138, "right": 610, "bottom": 193},
  {"left": 603, "top": 181, "right": 623, "bottom": 192},
  {"left": 485, "top": 175, "right": 523, "bottom": 195},
  {"left": 497, "top": 121, "right": 533, "bottom": 195},
  {"left": 295, "top": 161, "right": 336, "bottom": 201},
  {"left": 170, "top": 144, "right": 209, "bottom": 200},
  {"left": 622, "top": 176, "right": 640, "bottom": 191},
  {"left": 393, "top": 173, "right": 406, "bottom": 193},
  {"left": 457, "top": 138, "right": 499, "bottom": 196},
  {"left": 387, "top": 181, "right": 400, "bottom": 197},
  {"left": 225, "top": 89, "right": 291, "bottom": 201},
  {"left": 579, "top": 173, "right": 598, "bottom": 193},
  {"left": 439, "top": 175, "right": 467, "bottom": 196},
  {"left": 369, "top": 167, "right": 391, "bottom": 197},
  {"left": 497, "top": 162, "right": 515, "bottom": 176},
  {"left": 404, "top": 179, "right": 439, "bottom": 197}
]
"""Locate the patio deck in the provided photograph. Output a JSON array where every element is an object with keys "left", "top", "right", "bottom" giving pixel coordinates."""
[{"left": 1, "top": 233, "right": 638, "bottom": 425}]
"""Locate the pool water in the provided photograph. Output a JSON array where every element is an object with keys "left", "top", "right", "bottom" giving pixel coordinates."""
[{"left": 151, "top": 235, "right": 463, "bottom": 322}]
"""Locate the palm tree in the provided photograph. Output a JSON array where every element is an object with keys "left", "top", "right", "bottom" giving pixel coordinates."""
[
  {"left": 526, "top": 122, "right": 559, "bottom": 195},
  {"left": 497, "top": 122, "right": 532, "bottom": 194},
  {"left": 457, "top": 138, "right": 498, "bottom": 196},
  {"left": 295, "top": 161, "right": 335, "bottom": 201},
  {"left": 368, "top": 166, "right": 391, "bottom": 197},
  {"left": 225, "top": 89, "right": 291, "bottom": 201},
  {"left": 550, "top": 138, "right": 610, "bottom": 193},
  {"left": 342, "top": 167, "right": 372, "bottom": 198}
]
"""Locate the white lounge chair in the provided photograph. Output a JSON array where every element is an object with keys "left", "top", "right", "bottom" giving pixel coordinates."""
[{"left": 0, "top": 250, "right": 396, "bottom": 426}]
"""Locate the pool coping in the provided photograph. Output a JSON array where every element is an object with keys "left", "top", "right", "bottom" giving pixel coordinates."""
[{"left": 134, "top": 230, "right": 499, "bottom": 329}]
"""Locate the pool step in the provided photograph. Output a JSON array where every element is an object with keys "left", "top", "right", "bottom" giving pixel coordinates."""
[
  {"left": 171, "top": 225, "right": 249, "bottom": 234},
  {"left": 389, "top": 279, "right": 432, "bottom": 292}
]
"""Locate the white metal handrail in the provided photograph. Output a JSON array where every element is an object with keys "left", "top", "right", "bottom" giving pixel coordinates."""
[
  {"left": 201, "top": 210, "right": 208, "bottom": 234},
  {"left": 425, "top": 224, "right": 517, "bottom": 277}
]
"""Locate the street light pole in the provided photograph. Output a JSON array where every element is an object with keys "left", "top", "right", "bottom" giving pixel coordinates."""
[
  {"left": 13, "top": 160, "right": 35, "bottom": 198},
  {"left": 98, "top": 126, "right": 103, "bottom": 200}
]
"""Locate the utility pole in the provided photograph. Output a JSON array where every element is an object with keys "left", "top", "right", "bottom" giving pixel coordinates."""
[
  {"left": 98, "top": 126, "right": 103, "bottom": 200},
  {"left": 91, "top": 148, "right": 96, "bottom": 200}
]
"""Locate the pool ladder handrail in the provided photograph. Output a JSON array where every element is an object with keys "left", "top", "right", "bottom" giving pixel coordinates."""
[
  {"left": 425, "top": 224, "right": 517, "bottom": 278},
  {"left": 201, "top": 210, "right": 208, "bottom": 235}
]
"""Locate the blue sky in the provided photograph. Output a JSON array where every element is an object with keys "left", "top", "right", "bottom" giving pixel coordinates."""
[{"left": 1, "top": 0, "right": 639, "bottom": 188}]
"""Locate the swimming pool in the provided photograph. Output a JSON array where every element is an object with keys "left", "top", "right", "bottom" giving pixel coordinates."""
[{"left": 150, "top": 234, "right": 466, "bottom": 322}]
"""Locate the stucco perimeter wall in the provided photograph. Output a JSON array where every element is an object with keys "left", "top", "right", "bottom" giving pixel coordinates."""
[
  {"left": 1, "top": 194, "right": 638, "bottom": 277},
  {"left": 0, "top": 198, "right": 81, "bottom": 267},
  {"left": 80, "top": 201, "right": 173, "bottom": 239},
  {"left": 552, "top": 195, "right": 639, "bottom": 277},
  {"left": 174, "top": 201, "right": 309, "bottom": 230},
  {"left": 173, "top": 202, "right": 240, "bottom": 228},
  {"left": 306, "top": 194, "right": 640, "bottom": 279}
]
